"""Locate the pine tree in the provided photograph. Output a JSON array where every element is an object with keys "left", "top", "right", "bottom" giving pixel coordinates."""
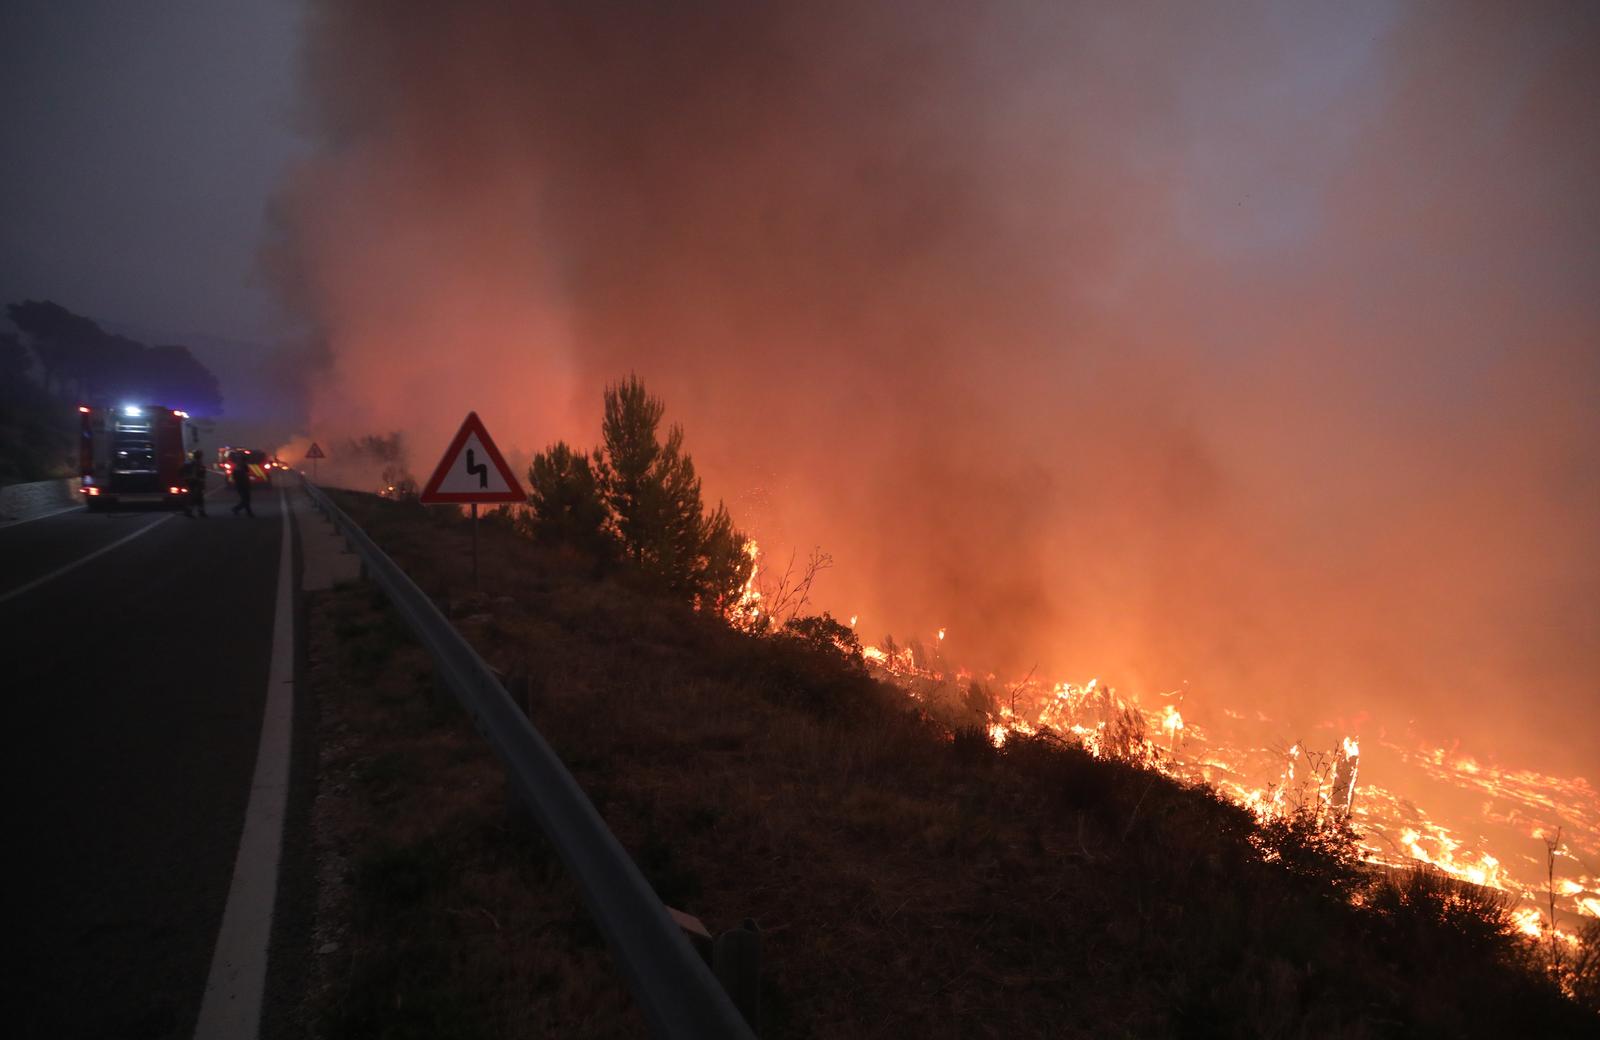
[
  {"left": 698, "top": 501, "right": 752, "bottom": 614},
  {"left": 598, "top": 375, "right": 666, "bottom": 564},
  {"left": 588, "top": 374, "right": 754, "bottom": 608},
  {"left": 525, "top": 441, "right": 610, "bottom": 556}
]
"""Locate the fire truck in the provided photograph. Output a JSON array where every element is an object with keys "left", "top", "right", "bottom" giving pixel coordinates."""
[{"left": 79, "top": 403, "right": 199, "bottom": 510}]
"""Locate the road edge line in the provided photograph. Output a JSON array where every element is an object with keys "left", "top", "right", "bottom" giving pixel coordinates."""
[{"left": 193, "top": 488, "right": 296, "bottom": 1040}]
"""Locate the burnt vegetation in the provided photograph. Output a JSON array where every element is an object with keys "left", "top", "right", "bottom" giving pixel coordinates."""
[{"left": 308, "top": 383, "right": 1599, "bottom": 1038}]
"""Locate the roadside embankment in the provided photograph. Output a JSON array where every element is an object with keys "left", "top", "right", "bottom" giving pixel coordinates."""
[
  {"left": 0, "top": 478, "right": 78, "bottom": 523},
  {"left": 305, "top": 489, "right": 1599, "bottom": 1038}
]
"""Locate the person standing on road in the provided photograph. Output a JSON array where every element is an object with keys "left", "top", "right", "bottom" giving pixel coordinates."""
[
  {"left": 182, "top": 450, "right": 208, "bottom": 518},
  {"left": 229, "top": 450, "right": 254, "bottom": 517}
]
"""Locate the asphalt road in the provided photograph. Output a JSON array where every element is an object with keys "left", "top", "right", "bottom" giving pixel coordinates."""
[{"left": 3, "top": 480, "right": 296, "bottom": 1039}]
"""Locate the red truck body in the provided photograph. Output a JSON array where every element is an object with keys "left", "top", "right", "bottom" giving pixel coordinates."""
[{"left": 79, "top": 404, "right": 196, "bottom": 510}]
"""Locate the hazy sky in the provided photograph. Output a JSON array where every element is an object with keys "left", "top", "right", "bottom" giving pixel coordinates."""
[
  {"left": 271, "top": 0, "right": 1598, "bottom": 771},
  {"left": 0, "top": 0, "right": 302, "bottom": 343},
  {"left": 1, "top": 2, "right": 1595, "bottom": 771}
]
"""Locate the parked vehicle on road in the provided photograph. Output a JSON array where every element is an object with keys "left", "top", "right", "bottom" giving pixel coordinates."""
[{"left": 217, "top": 447, "right": 275, "bottom": 487}]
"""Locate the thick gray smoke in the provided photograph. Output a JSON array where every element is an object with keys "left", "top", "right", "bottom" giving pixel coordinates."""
[{"left": 272, "top": 1, "right": 1600, "bottom": 771}]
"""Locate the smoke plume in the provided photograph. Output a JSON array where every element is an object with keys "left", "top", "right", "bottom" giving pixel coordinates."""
[{"left": 272, "top": 1, "right": 1600, "bottom": 771}]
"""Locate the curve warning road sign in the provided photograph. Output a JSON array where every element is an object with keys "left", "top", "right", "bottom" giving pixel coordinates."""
[{"left": 418, "top": 412, "right": 526, "bottom": 505}]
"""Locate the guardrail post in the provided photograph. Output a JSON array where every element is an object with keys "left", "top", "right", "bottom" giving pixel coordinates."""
[{"left": 714, "top": 919, "right": 761, "bottom": 1034}]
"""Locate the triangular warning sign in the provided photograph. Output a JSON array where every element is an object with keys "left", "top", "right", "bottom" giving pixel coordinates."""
[
  {"left": 305, "top": 441, "right": 325, "bottom": 459},
  {"left": 418, "top": 412, "right": 527, "bottom": 504}
]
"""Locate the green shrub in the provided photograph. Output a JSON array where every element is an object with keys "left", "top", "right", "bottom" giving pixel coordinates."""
[
  {"left": 524, "top": 441, "right": 611, "bottom": 557},
  {"left": 526, "top": 376, "right": 754, "bottom": 611}
]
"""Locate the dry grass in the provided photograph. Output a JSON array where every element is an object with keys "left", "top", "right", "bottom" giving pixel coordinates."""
[
  {"left": 304, "top": 580, "right": 646, "bottom": 1039},
  {"left": 308, "top": 492, "right": 1596, "bottom": 1039}
]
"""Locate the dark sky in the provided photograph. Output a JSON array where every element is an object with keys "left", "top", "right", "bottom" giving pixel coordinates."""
[{"left": 0, "top": 0, "right": 302, "bottom": 344}]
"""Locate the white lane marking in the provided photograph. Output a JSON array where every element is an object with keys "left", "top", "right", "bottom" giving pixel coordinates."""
[
  {"left": 0, "top": 503, "right": 82, "bottom": 530},
  {"left": 194, "top": 489, "right": 295, "bottom": 1040},
  {"left": 0, "top": 514, "right": 173, "bottom": 604}
]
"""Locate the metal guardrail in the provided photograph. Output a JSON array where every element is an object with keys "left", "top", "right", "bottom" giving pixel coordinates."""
[{"left": 301, "top": 479, "right": 756, "bottom": 1039}]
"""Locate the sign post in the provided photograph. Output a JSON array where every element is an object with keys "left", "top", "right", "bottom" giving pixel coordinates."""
[
  {"left": 418, "top": 412, "right": 526, "bottom": 590},
  {"left": 304, "top": 441, "right": 325, "bottom": 482}
]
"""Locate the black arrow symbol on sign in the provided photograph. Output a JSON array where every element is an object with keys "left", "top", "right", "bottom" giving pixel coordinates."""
[{"left": 466, "top": 448, "right": 488, "bottom": 488}]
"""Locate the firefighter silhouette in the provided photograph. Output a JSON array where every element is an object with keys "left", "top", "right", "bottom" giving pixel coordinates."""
[
  {"left": 182, "top": 450, "right": 207, "bottom": 517},
  {"left": 230, "top": 451, "right": 254, "bottom": 517}
]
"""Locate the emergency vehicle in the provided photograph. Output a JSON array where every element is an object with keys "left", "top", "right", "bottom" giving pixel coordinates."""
[
  {"left": 78, "top": 403, "right": 199, "bottom": 510},
  {"left": 217, "top": 447, "right": 275, "bottom": 486}
]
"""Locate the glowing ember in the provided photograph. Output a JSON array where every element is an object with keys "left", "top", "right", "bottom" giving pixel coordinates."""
[
  {"left": 729, "top": 540, "right": 763, "bottom": 627},
  {"left": 1513, "top": 906, "right": 1546, "bottom": 939}
]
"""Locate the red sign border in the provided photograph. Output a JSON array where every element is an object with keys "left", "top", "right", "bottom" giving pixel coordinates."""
[{"left": 418, "top": 411, "right": 527, "bottom": 504}]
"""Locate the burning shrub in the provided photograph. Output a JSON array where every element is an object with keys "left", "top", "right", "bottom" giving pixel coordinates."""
[
  {"left": 1349, "top": 864, "right": 1588, "bottom": 1034},
  {"left": 378, "top": 463, "right": 416, "bottom": 500},
  {"left": 1252, "top": 806, "right": 1364, "bottom": 895},
  {"left": 779, "top": 612, "right": 864, "bottom": 669},
  {"left": 1101, "top": 702, "right": 1151, "bottom": 764},
  {"left": 1366, "top": 864, "right": 1518, "bottom": 959},
  {"left": 733, "top": 615, "right": 888, "bottom": 719},
  {"left": 341, "top": 431, "right": 416, "bottom": 497},
  {"left": 998, "top": 732, "right": 1131, "bottom": 818},
  {"left": 1570, "top": 917, "right": 1600, "bottom": 1012}
]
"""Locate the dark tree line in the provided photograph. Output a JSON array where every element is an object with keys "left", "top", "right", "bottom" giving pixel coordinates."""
[
  {"left": 0, "top": 329, "right": 74, "bottom": 482},
  {"left": 6, "top": 299, "right": 223, "bottom": 415},
  {"left": 526, "top": 376, "right": 753, "bottom": 614}
]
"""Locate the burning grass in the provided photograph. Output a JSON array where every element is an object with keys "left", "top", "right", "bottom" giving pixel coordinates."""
[
  {"left": 842, "top": 618, "right": 1600, "bottom": 970},
  {"left": 310, "top": 490, "right": 1596, "bottom": 1037}
]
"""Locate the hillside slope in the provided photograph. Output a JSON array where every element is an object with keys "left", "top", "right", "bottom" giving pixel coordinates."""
[{"left": 308, "top": 490, "right": 1596, "bottom": 1039}]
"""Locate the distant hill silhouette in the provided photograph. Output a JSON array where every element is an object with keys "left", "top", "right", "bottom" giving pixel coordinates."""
[{"left": 7, "top": 299, "right": 223, "bottom": 416}]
